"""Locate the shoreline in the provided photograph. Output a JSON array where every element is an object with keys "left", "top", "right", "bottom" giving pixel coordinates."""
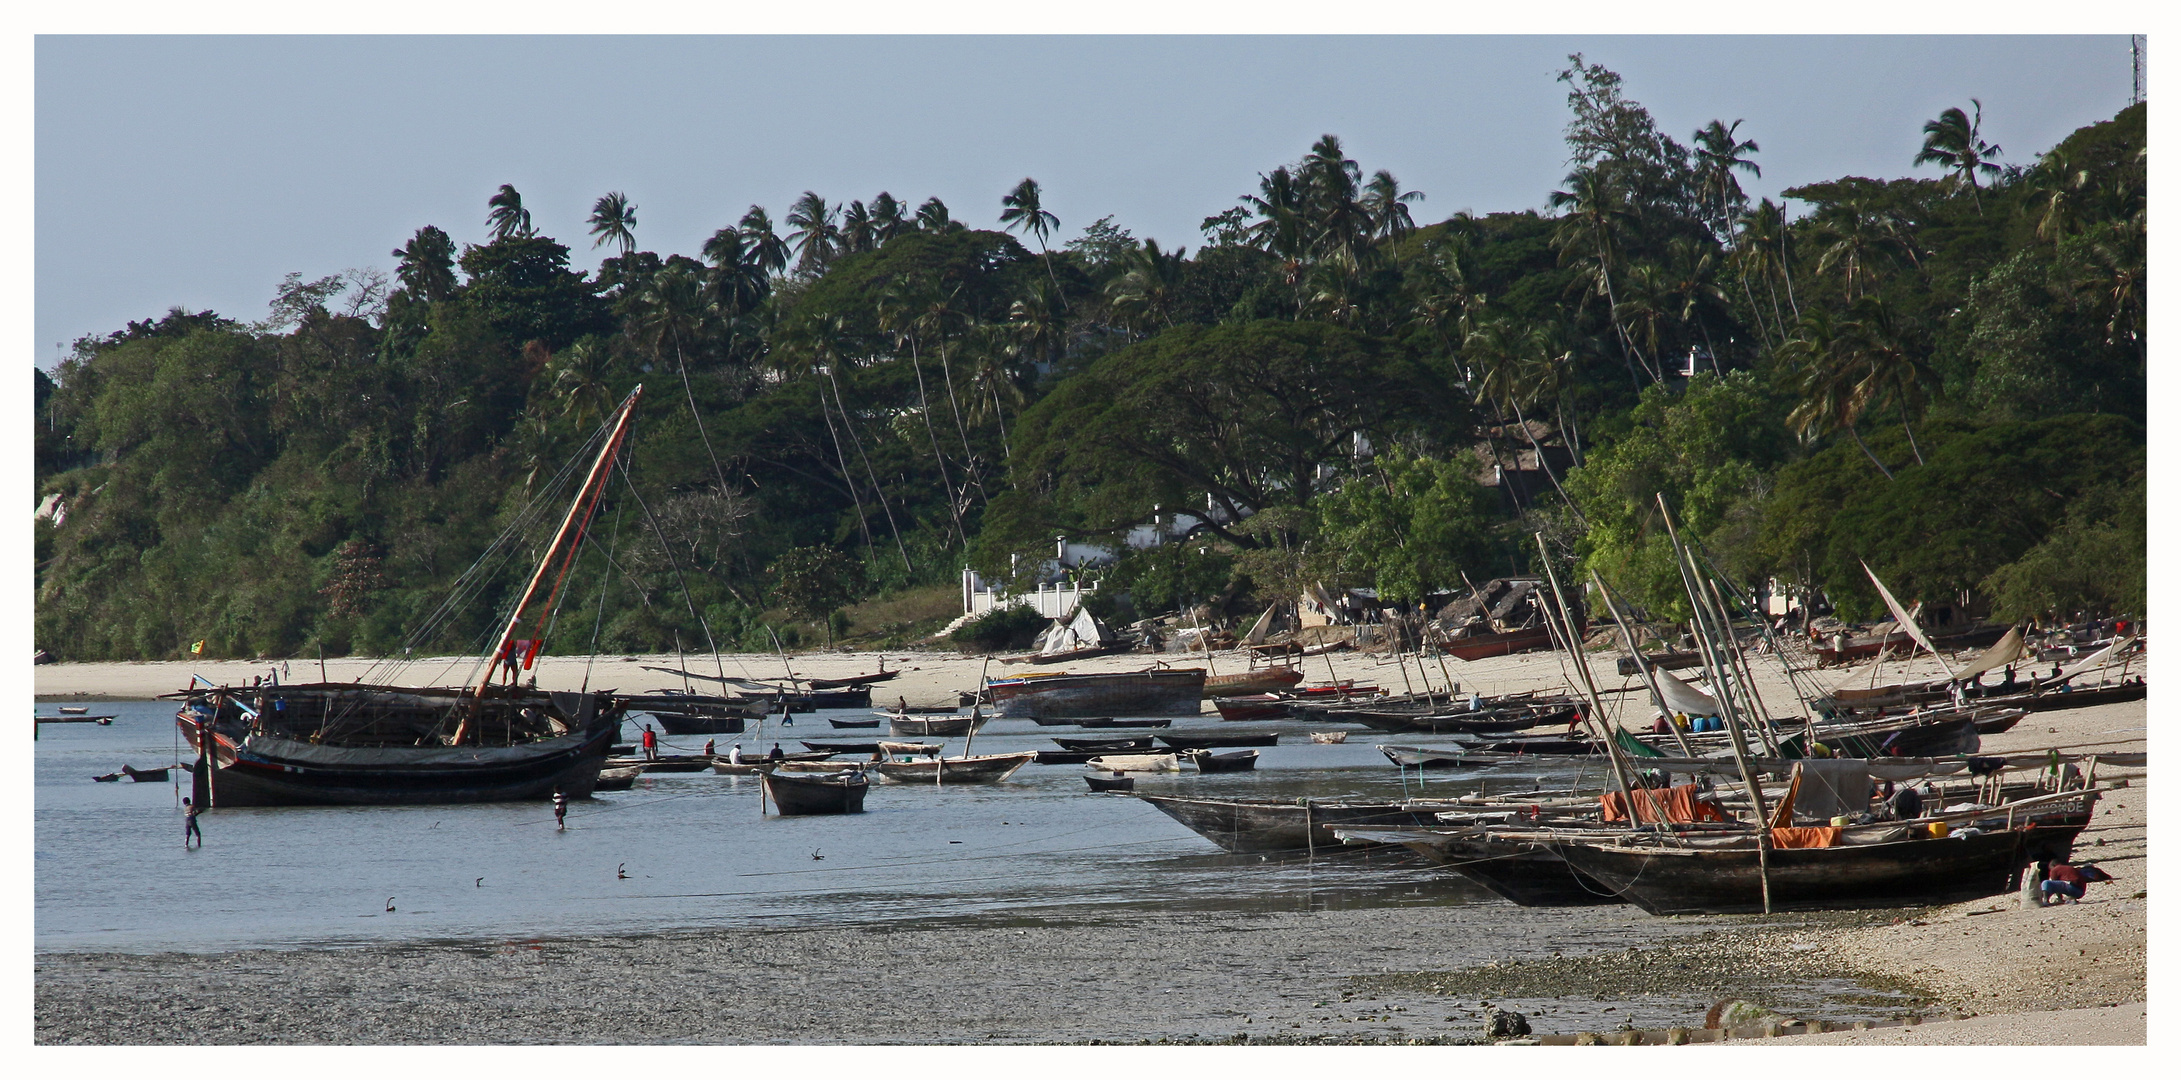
[{"left": 35, "top": 646, "right": 2146, "bottom": 1045}]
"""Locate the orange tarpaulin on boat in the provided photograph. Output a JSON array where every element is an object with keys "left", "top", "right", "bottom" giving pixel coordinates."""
[
  {"left": 1768, "top": 826, "right": 1844, "bottom": 849},
  {"left": 1599, "top": 783, "right": 1728, "bottom": 824}
]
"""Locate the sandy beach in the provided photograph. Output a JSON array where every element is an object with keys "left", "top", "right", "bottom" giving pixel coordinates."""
[{"left": 34, "top": 642, "right": 2147, "bottom": 1045}]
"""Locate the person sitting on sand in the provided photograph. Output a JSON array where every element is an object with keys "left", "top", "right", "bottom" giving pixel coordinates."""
[{"left": 2040, "top": 861, "right": 2114, "bottom": 905}]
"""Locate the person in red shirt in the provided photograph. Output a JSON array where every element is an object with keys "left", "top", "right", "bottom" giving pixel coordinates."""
[
  {"left": 2040, "top": 861, "right": 2114, "bottom": 905},
  {"left": 640, "top": 724, "right": 659, "bottom": 761}
]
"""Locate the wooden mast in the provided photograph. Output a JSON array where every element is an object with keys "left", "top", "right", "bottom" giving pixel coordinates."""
[{"left": 453, "top": 386, "right": 643, "bottom": 746}]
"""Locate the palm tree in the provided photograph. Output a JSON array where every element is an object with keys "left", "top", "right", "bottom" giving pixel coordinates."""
[
  {"left": 738, "top": 206, "right": 791, "bottom": 278},
  {"left": 1404, "top": 234, "right": 1486, "bottom": 357},
  {"left": 786, "top": 192, "right": 839, "bottom": 276},
  {"left": 1104, "top": 238, "right": 1187, "bottom": 336},
  {"left": 916, "top": 197, "right": 955, "bottom": 232},
  {"left": 1662, "top": 237, "right": 1732, "bottom": 373},
  {"left": 1840, "top": 296, "right": 1936, "bottom": 465},
  {"left": 549, "top": 339, "right": 617, "bottom": 433},
  {"left": 1243, "top": 165, "right": 1309, "bottom": 311},
  {"left": 1812, "top": 194, "right": 1918, "bottom": 302},
  {"left": 1914, "top": 100, "right": 2004, "bottom": 211},
  {"left": 877, "top": 282, "right": 967, "bottom": 546},
  {"left": 587, "top": 191, "right": 638, "bottom": 255},
  {"left": 870, "top": 192, "right": 910, "bottom": 242},
  {"left": 1550, "top": 167, "right": 1649, "bottom": 385},
  {"left": 839, "top": 200, "right": 875, "bottom": 255},
  {"left": 486, "top": 184, "right": 533, "bottom": 242},
  {"left": 1361, "top": 169, "right": 1424, "bottom": 242},
  {"left": 701, "top": 226, "right": 771, "bottom": 317},
  {"left": 391, "top": 225, "right": 459, "bottom": 302},
  {"left": 627, "top": 264, "right": 732, "bottom": 494},
  {"left": 999, "top": 177, "right": 1064, "bottom": 296},
  {"left": 770, "top": 315, "right": 879, "bottom": 564},
  {"left": 1298, "top": 135, "right": 1370, "bottom": 275},
  {"left": 1692, "top": 119, "right": 1761, "bottom": 242},
  {"left": 1779, "top": 308, "right": 1894, "bottom": 479},
  {"left": 799, "top": 313, "right": 914, "bottom": 573}
]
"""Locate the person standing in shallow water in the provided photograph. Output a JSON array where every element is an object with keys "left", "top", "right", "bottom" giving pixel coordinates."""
[
  {"left": 640, "top": 724, "right": 658, "bottom": 761},
  {"left": 182, "top": 798, "right": 202, "bottom": 847},
  {"left": 553, "top": 787, "right": 568, "bottom": 831}
]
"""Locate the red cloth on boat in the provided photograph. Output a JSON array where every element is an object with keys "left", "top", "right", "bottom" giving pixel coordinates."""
[
  {"left": 1599, "top": 783, "right": 1728, "bottom": 824},
  {"left": 1767, "top": 826, "right": 1843, "bottom": 849}
]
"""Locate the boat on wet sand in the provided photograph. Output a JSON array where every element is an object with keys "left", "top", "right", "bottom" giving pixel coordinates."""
[
  {"left": 1132, "top": 794, "right": 1456, "bottom": 854},
  {"left": 985, "top": 668, "right": 1207, "bottom": 720},
  {"left": 1084, "top": 752, "right": 1181, "bottom": 773}
]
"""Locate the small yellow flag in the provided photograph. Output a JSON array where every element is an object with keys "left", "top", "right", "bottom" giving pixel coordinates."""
[{"left": 190, "top": 640, "right": 205, "bottom": 655}]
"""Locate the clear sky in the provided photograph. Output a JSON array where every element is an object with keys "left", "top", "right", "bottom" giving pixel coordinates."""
[{"left": 34, "top": 35, "right": 2138, "bottom": 366}]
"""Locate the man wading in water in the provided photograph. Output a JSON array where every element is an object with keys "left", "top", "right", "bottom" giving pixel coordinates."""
[
  {"left": 182, "top": 797, "right": 202, "bottom": 848},
  {"left": 553, "top": 787, "right": 569, "bottom": 831}
]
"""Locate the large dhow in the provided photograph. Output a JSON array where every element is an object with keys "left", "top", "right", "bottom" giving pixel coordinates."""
[
  {"left": 984, "top": 667, "right": 1207, "bottom": 720},
  {"left": 175, "top": 389, "right": 646, "bottom": 807}
]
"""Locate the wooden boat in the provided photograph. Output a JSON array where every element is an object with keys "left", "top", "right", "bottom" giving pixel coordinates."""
[
  {"left": 1034, "top": 750, "right": 1113, "bottom": 765},
  {"left": 1157, "top": 733, "right": 1279, "bottom": 750},
  {"left": 1017, "top": 642, "right": 1133, "bottom": 665},
  {"left": 1332, "top": 827, "right": 1622, "bottom": 906},
  {"left": 1074, "top": 717, "right": 1172, "bottom": 729},
  {"left": 802, "top": 740, "right": 884, "bottom": 755},
  {"left": 604, "top": 753, "right": 718, "bottom": 774},
  {"left": 1189, "top": 749, "right": 1260, "bottom": 773},
  {"left": 1546, "top": 794, "right": 2097, "bottom": 915},
  {"left": 829, "top": 717, "right": 883, "bottom": 729},
  {"left": 871, "top": 703, "right": 957, "bottom": 715},
  {"left": 59, "top": 705, "right": 89, "bottom": 714},
  {"left": 1132, "top": 794, "right": 1452, "bottom": 854},
  {"left": 1614, "top": 651, "right": 1704, "bottom": 676},
  {"left": 167, "top": 391, "right": 647, "bottom": 807},
  {"left": 120, "top": 764, "right": 171, "bottom": 783},
  {"left": 593, "top": 765, "right": 642, "bottom": 791},
  {"left": 886, "top": 713, "right": 989, "bottom": 737},
  {"left": 1200, "top": 667, "right": 1305, "bottom": 699},
  {"left": 870, "top": 751, "right": 1035, "bottom": 785},
  {"left": 1083, "top": 752, "right": 1181, "bottom": 773},
  {"left": 1335, "top": 705, "right": 1570, "bottom": 735},
  {"left": 805, "top": 670, "right": 899, "bottom": 689},
  {"left": 36, "top": 714, "right": 116, "bottom": 724},
  {"left": 985, "top": 668, "right": 1207, "bottom": 719},
  {"left": 762, "top": 767, "right": 870, "bottom": 814},
  {"left": 1378, "top": 744, "right": 1501, "bottom": 770},
  {"left": 1812, "top": 622, "right": 2012, "bottom": 667},
  {"left": 1441, "top": 621, "right": 1577, "bottom": 661},
  {"left": 1309, "top": 731, "right": 1348, "bottom": 744},
  {"left": 2022, "top": 681, "right": 2147, "bottom": 712},
  {"left": 92, "top": 771, "right": 123, "bottom": 782},
  {"left": 1084, "top": 772, "right": 1136, "bottom": 792},
  {"left": 1052, "top": 736, "right": 1154, "bottom": 751},
  {"left": 1212, "top": 682, "right": 1384, "bottom": 722}
]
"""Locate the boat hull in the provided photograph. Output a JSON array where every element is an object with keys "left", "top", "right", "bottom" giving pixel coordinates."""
[
  {"left": 1134, "top": 795, "right": 1445, "bottom": 854},
  {"left": 1548, "top": 819, "right": 2089, "bottom": 915},
  {"left": 986, "top": 669, "right": 1206, "bottom": 719},
  {"left": 871, "top": 752, "right": 1035, "bottom": 785},
  {"left": 763, "top": 769, "right": 869, "bottom": 814},
  {"left": 650, "top": 712, "right": 748, "bottom": 735},
  {"left": 1400, "top": 835, "right": 1623, "bottom": 906}
]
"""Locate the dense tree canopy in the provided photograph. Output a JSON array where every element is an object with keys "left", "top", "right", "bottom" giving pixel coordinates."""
[{"left": 33, "top": 67, "right": 2144, "bottom": 660}]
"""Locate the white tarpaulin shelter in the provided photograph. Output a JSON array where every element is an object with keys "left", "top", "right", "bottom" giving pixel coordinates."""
[{"left": 1035, "top": 606, "right": 1112, "bottom": 656}]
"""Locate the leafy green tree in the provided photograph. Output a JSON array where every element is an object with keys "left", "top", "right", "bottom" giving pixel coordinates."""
[
  {"left": 1108, "top": 540, "right": 1235, "bottom": 615},
  {"left": 1314, "top": 448, "right": 1501, "bottom": 607},
  {"left": 767, "top": 544, "right": 861, "bottom": 642}
]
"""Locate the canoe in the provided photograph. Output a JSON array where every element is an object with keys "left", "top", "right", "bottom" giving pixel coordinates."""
[
  {"left": 1052, "top": 736, "right": 1155, "bottom": 751},
  {"left": 593, "top": 765, "right": 642, "bottom": 791},
  {"left": 1084, "top": 772, "right": 1136, "bottom": 792},
  {"left": 986, "top": 668, "right": 1207, "bottom": 719},
  {"left": 829, "top": 717, "right": 883, "bottom": 729},
  {"left": 870, "top": 751, "right": 1036, "bottom": 785},
  {"left": 647, "top": 711, "right": 748, "bottom": 735},
  {"left": 1189, "top": 749, "right": 1260, "bottom": 773},
  {"left": 762, "top": 767, "right": 869, "bottom": 814},
  {"left": 1378, "top": 744, "right": 1501, "bottom": 770},
  {"left": 1331, "top": 827, "right": 1622, "bottom": 906},
  {"left": 1309, "top": 731, "right": 1348, "bottom": 744},
  {"left": 802, "top": 740, "right": 883, "bottom": 755},
  {"left": 805, "top": 671, "right": 899, "bottom": 689},
  {"left": 1132, "top": 794, "right": 1451, "bottom": 854},
  {"left": 1157, "top": 733, "right": 1279, "bottom": 750},
  {"left": 1083, "top": 752, "right": 1180, "bottom": 773},
  {"left": 1075, "top": 717, "right": 1172, "bottom": 729},
  {"left": 887, "top": 714, "right": 990, "bottom": 737},
  {"left": 1201, "top": 667, "right": 1305, "bottom": 699},
  {"left": 120, "top": 764, "right": 172, "bottom": 783},
  {"left": 604, "top": 754, "right": 717, "bottom": 773},
  {"left": 1034, "top": 750, "right": 1114, "bottom": 765},
  {"left": 876, "top": 740, "right": 943, "bottom": 756}
]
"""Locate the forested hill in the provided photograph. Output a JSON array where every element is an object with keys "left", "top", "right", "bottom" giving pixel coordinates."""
[{"left": 34, "top": 60, "right": 2144, "bottom": 662}]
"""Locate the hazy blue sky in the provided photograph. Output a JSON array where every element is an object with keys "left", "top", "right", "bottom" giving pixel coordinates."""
[{"left": 35, "top": 35, "right": 2138, "bottom": 366}]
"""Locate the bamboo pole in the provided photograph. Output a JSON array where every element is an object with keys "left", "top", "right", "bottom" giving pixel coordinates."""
[
  {"left": 1590, "top": 571, "right": 1699, "bottom": 758},
  {"left": 1655, "top": 495, "right": 1771, "bottom": 913},
  {"left": 1533, "top": 534, "right": 1639, "bottom": 827}
]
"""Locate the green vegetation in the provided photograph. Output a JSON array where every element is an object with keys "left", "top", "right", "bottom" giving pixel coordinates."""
[{"left": 34, "top": 58, "right": 2144, "bottom": 660}]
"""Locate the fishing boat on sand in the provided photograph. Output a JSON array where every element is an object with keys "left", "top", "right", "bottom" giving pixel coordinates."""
[
  {"left": 869, "top": 750, "right": 1035, "bottom": 785},
  {"left": 985, "top": 668, "right": 1206, "bottom": 720},
  {"left": 1187, "top": 748, "right": 1260, "bottom": 772},
  {"left": 1133, "top": 794, "right": 1454, "bottom": 853}
]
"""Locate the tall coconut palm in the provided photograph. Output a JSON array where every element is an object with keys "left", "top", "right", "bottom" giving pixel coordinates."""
[
  {"left": 1914, "top": 100, "right": 2004, "bottom": 211},
  {"left": 1548, "top": 167, "right": 1649, "bottom": 385},
  {"left": 587, "top": 191, "right": 639, "bottom": 255},
  {"left": 701, "top": 226, "right": 772, "bottom": 317},
  {"left": 870, "top": 192, "right": 910, "bottom": 243},
  {"left": 999, "top": 177, "right": 1064, "bottom": 297},
  {"left": 1404, "top": 234, "right": 1485, "bottom": 357},
  {"left": 1243, "top": 165, "right": 1310, "bottom": 312},
  {"left": 878, "top": 282, "right": 967, "bottom": 546},
  {"left": 1692, "top": 119, "right": 1761, "bottom": 242},
  {"left": 800, "top": 313, "right": 914, "bottom": 572},
  {"left": 486, "top": 184, "right": 533, "bottom": 242},
  {"left": 1841, "top": 296, "right": 1936, "bottom": 465},
  {"left": 737, "top": 206, "right": 791, "bottom": 279},
  {"left": 839, "top": 200, "right": 876, "bottom": 255},
  {"left": 628, "top": 264, "right": 731, "bottom": 495},
  {"left": 392, "top": 225, "right": 459, "bottom": 302},
  {"left": 1779, "top": 309, "right": 1894, "bottom": 480},
  {"left": 909, "top": 284, "right": 983, "bottom": 502},
  {"left": 1362, "top": 169, "right": 1425, "bottom": 242},
  {"left": 1104, "top": 238, "right": 1187, "bottom": 336},
  {"left": 549, "top": 339, "right": 618, "bottom": 434},
  {"left": 786, "top": 192, "right": 839, "bottom": 276},
  {"left": 770, "top": 316, "right": 879, "bottom": 564},
  {"left": 916, "top": 197, "right": 955, "bottom": 232},
  {"left": 1298, "top": 135, "right": 1370, "bottom": 275}
]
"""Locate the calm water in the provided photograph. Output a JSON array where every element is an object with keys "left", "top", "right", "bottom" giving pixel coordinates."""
[{"left": 37, "top": 700, "right": 1595, "bottom": 954}]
